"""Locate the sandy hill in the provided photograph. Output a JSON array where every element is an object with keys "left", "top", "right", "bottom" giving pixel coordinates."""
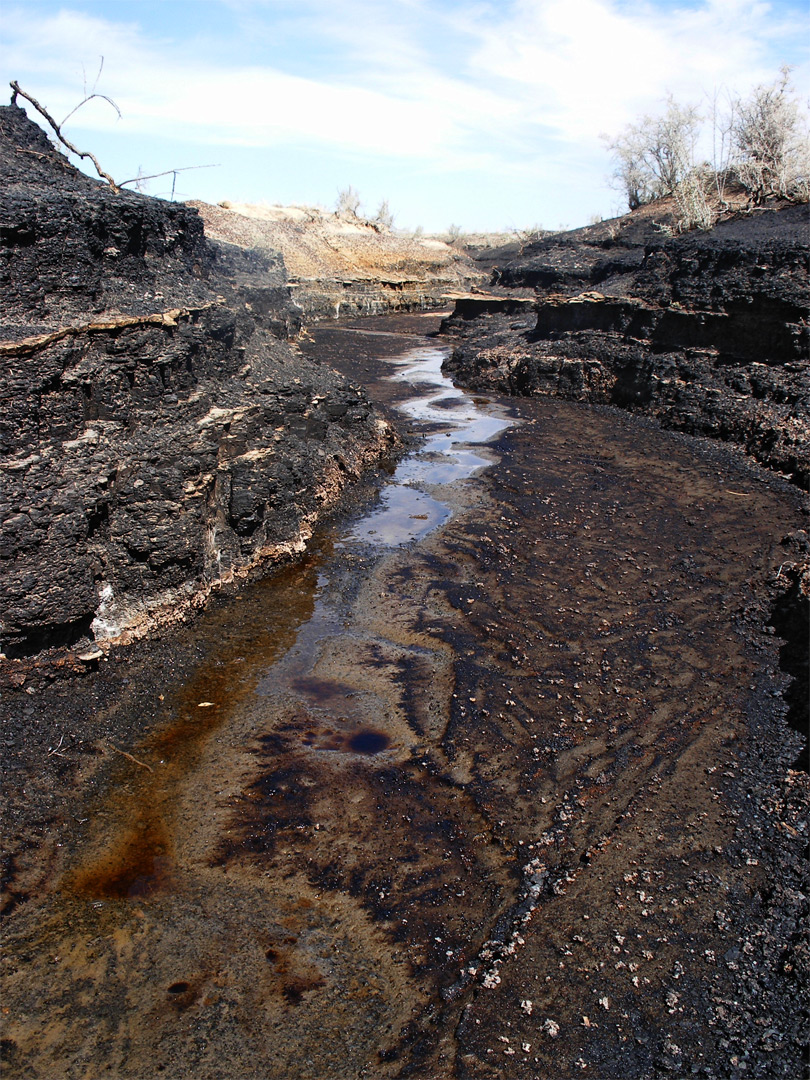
[{"left": 188, "top": 200, "right": 484, "bottom": 318}]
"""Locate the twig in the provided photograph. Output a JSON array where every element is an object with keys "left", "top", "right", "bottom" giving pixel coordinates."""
[
  {"left": 119, "top": 163, "right": 221, "bottom": 189},
  {"left": 61, "top": 92, "right": 121, "bottom": 128},
  {"left": 47, "top": 734, "right": 66, "bottom": 757},
  {"left": 61, "top": 59, "right": 121, "bottom": 128},
  {"left": 10, "top": 79, "right": 120, "bottom": 191},
  {"left": 109, "top": 743, "right": 154, "bottom": 773}
]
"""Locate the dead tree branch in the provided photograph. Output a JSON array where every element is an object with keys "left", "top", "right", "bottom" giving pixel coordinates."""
[
  {"left": 60, "top": 56, "right": 121, "bottom": 128},
  {"left": 0, "top": 305, "right": 214, "bottom": 359},
  {"left": 9, "top": 79, "right": 120, "bottom": 191},
  {"left": 61, "top": 92, "right": 121, "bottom": 129}
]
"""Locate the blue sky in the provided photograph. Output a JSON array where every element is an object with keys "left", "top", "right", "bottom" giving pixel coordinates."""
[{"left": 2, "top": 0, "right": 808, "bottom": 231}]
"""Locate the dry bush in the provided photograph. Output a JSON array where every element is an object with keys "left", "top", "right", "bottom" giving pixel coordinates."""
[
  {"left": 605, "top": 95, "right": 701, "bottom": 209},
  {"left": 605, "top": 71, "right": 809, "bottom": 228},
  {"left": 335, "top": 185, "right": 362, "bottom": 217},
  {"left": 374, "top": 199, "right": 395, "bottom": 230},
  {"left": 674, "top": 165, "right": 718, "bottom": 231},
  {"left": 730, "top": 68, "right": 810, "bottom": 202}
]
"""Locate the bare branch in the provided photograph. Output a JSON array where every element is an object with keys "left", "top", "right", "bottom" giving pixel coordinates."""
[
  {"left": 9, "top": 79, "right": 120, "bottom": 191},
  {"left": 119, "top": 163, "right": 221, "bottom": 189},
  {"left": 91, "top": 55, "right": 105, "bottom": 95},
  {"left": 65, "top": 57, "right": 120, "bottom": 128},
  {"left": 61, "top": 92, "right": 121, "bottom": 129}
]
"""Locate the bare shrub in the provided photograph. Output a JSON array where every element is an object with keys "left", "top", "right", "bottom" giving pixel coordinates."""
[
  {"left": 674, "top": 165, "right": 718, "bottom": 231},
  {"left": 374, "top": 199, "right": 394, "bottom": 230},
  {"left": 706, "top": 88, "right": 737, "bottom": 206},
  {"left": 605, "top": 72, "right": 809, "bottom": 227},
  {"left": 730, "top": 68, "right": 810, "bottom": 202},
  {"left": 335, "top": 185, "right": 362, "bottom": 217},
  {"left": 605, "top": 95, "right": 701, "bottom": 209},
  {"left": 512, "top": 224, "right": 546, "bottom": 253}
]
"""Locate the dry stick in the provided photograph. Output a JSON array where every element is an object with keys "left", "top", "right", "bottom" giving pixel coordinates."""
[
  {"left": 119, "top": 163, "right": 221, "bottom": 190},
  {"left": 108, "top": 743, "right": 154, "bottom": 773},
  {"left": 0, "top": 305, "right": 214, "bottom": 358},
  {"left": 47, "top": 734, "right": 66, "bottom": 758},
  {"left": 61, "top": 93, "right": 120, "bottom": 129},
  {"left": 10, "top": 79, "right": 120, "bottom": 191}
]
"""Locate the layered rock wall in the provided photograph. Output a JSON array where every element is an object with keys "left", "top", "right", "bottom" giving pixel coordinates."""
[
  {"left": 442, "top": 204, "right": 810, "bottom": 488},
  {"left": 0, "top": 105, "right": 395, "bottom": 658},
  {"left": 189, "top": 200, "right": 484, "bottom": 319}
]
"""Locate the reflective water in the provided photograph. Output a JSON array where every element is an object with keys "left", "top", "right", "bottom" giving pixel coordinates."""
[{"left": 344, "top": 345, "right": 512, "bottom": 545}]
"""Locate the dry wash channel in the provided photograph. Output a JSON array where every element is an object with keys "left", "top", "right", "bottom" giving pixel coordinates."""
[{"left": 1, "top": 314, "right": 807, "bottom": 1080}]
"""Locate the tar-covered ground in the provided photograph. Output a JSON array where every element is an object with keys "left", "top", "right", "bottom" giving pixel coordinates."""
[{"left": 1, "top": 313, "right": 807, "bottom": 1079}]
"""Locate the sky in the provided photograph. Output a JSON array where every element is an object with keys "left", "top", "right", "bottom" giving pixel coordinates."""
[{"left": 2, "top": 0, "right": 808, "bottom": 232}]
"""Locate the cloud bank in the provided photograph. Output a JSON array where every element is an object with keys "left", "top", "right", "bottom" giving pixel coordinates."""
[{"left": 2, "top": 0, "right": 807, "bottom": 229}]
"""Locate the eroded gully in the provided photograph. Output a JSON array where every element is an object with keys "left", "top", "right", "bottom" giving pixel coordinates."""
[{"left": 2, "top": 313, "right": 807, "bottom": 1080}]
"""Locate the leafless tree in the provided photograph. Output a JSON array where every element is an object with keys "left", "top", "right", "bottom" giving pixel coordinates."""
[
  {"left": 335, "top": 185, "right": 362, "bottom": 217},
  {"left": 374, "top": 199, "right": 395, "bottom": 230},
  {"left": 605, "top": 95, "right": 701, "bottom": 209}
]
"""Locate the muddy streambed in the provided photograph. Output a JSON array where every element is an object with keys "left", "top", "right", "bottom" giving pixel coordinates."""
[{"left": 1, "top": 314, "right": 808, "bottom": 1079}]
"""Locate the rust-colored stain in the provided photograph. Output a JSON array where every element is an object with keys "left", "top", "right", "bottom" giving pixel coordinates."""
[{"left": 66, "top": 819, "right": 172, "bottom": 899}]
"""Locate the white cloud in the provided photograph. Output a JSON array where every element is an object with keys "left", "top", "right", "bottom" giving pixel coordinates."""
[
  {"left": 466, "top": 0, "right": 808, "bottom": 143},
  {"left": 2, "top": 0, "right": 807, "bottom": 228}
]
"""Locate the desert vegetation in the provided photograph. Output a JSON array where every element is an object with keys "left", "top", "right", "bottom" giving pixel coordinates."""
[
  {"left": 606, "top": 68, "right": 810, "bottom": 231},
  {"left": 334, "top": 185, "right": 396, "bottom": 231}
]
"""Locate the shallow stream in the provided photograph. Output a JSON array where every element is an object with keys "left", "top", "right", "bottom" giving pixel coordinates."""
[{"left": 2, "top": 314, "right": 806, "bottom": 1080}]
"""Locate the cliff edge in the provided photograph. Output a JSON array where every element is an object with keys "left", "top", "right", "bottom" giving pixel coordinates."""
[{"left": 0, "top": 105, "right": 396, "bottom": 660}]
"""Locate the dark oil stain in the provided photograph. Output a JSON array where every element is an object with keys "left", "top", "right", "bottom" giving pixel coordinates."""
[
  {"left": 347, "top": 730, "right": 390, "bottom": 755},
  {"left": 166, "top": 980, "right": 198, "bottom": 1011},
  {"left": 282, "top": 976, "right": 325, "bottom": 1005},
  {"left": 290, "top": 677, "right": 352, "bottom": 704},
  {"left": 63, "top": 556, "right": 326, "bottom": 901}
]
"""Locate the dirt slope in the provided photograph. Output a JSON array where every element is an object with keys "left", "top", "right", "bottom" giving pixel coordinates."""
[{"left": 189, "top": 200, "right": 484, "bottom": 318}]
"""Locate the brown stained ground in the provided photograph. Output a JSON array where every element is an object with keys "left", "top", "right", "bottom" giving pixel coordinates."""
[{"left": 1, "top": 315, "right": 807, "bottom": 1079}]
